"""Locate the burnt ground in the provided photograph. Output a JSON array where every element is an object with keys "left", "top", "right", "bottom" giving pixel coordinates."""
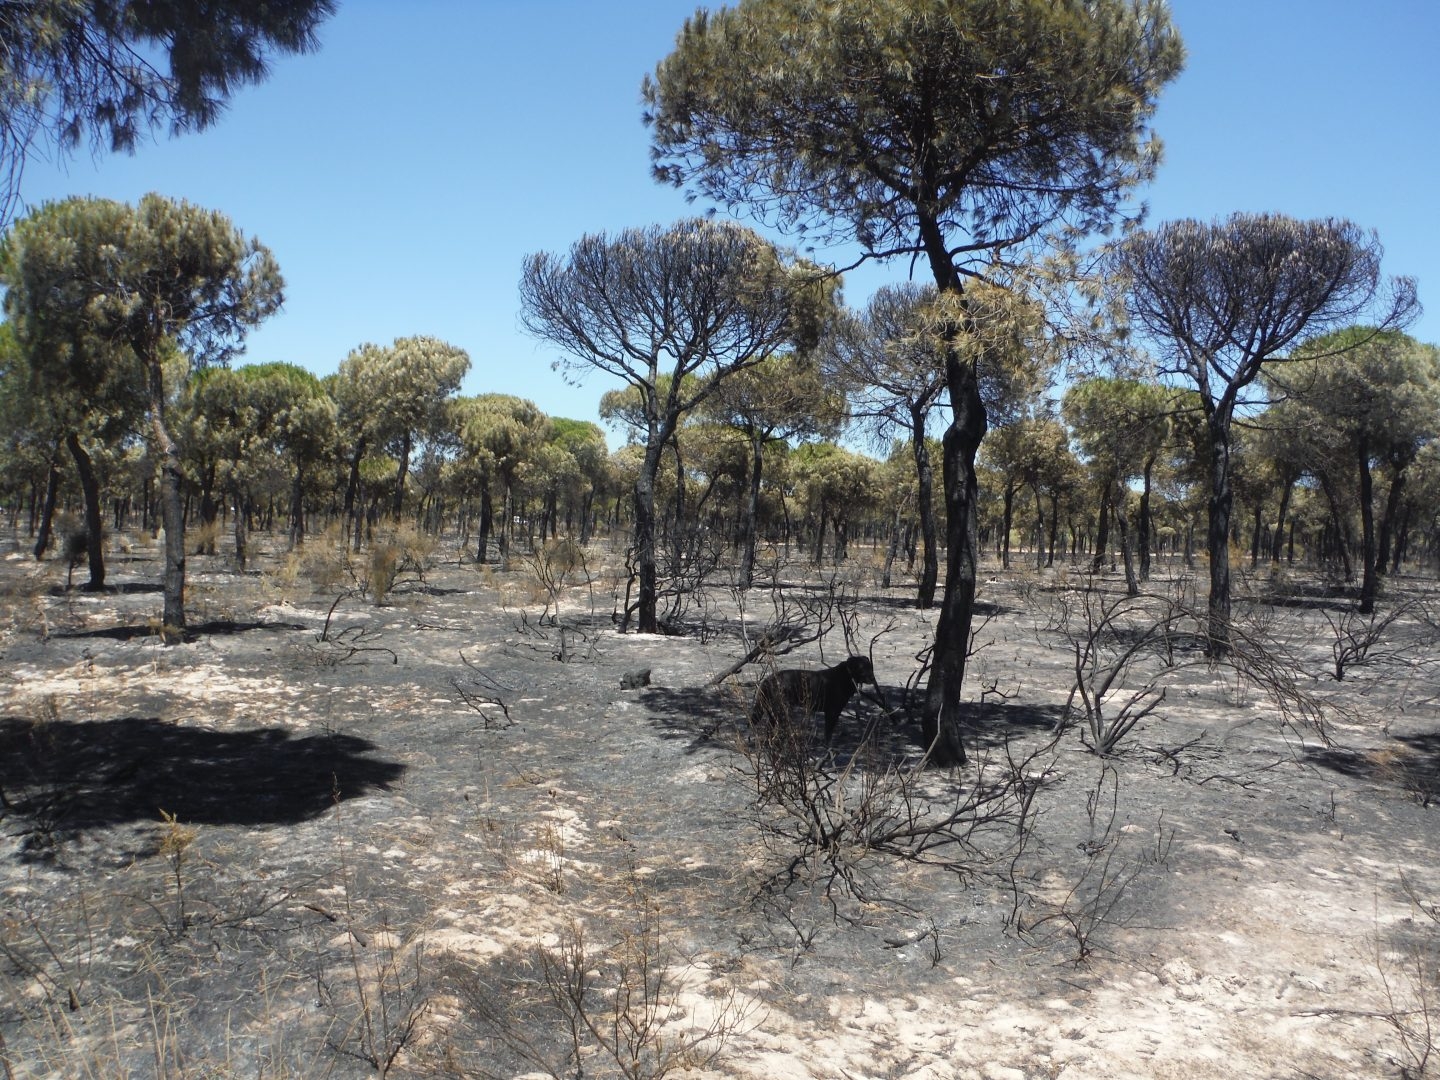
[{"left": 1, "top": 532, "right": 1439, "bottom": 1079}]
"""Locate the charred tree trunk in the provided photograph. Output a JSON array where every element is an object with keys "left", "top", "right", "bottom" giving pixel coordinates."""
[
  {"left": 289, "top": 466, "right": 306, "bottom": 549},
  {"left": 633, "top": 438, "right": 666, "bottom": 634},
  {"left": 579, "top": 489, "right": 594, "bottom": 547},
  {"left": 911, "top": 404, "right": 939, "bottom": 609},
  {"left": 148, "top": 354, "right": 187, "bottom": 644},
  {"left": 1270, "top": 472, "right": 1296, "bottom": 564},
  {"left": 1357, "top": 437, "right": 1379, "bottom": 614},
  {"left": 477, "top": 480, "right": 493, "bottom": 563},
  {"left": 1376, "top": 462, "right": 1407, "bottom": 579},
  {"left": 1033, "top": 486, "right": 1046, "bottom": 570},
  {"left": 669, "top": 436, "right": 686, "bottom": 579},
  {"left": 919, "top": 218, "right": 983, "bottom": 769},
  {"left": 33, "top": 451, "right": 61, "bottom": 560},
  {"left": 392, "top": 431, "right": 412, "bottom": 522},
  {"left": 65, "top": 432, "right": 105, "bottom": 590},
  {"left": 499, "top": 480, "right": 513, "bottom": 569},
  {"left": 1000, "top": 481, "right": 1015, "bottom": 570},
  {"left": 197, "top": 463, "right": 218, "bottom": 555},
  {"left": 232, "top": 484, "right": 249, "bottom": 571},
  {"left": 882, "top": 503, "right": 901, "bottom": 589},
  {"left": 1205, "top": 408, "right": 1235, "bottom": 657},
  {"left": 922, "top": 345, "right": 984, "bottom": 768},
  {"left": 1047, "top": 493, "right": 1061, "bottom": 568},
  {"left": 738, "top": 430, "right": 764, "bottom": 588},
  {"left": 1138, "top": 458, "right": 1155, "bottom": 581},
  {"left": 343, "top": 439, "right": 366, "bottom": 552},
  {"left": 1250, "top": 500, "right": 1263, "bottom": 568},
  {"left": 812, "top": 499, "right": 828, "bottom": 566},
  {"left": 1115, "top": 481, "right": 1138, "bottom": 597},
  {"left": 1091, "top": 484, "right": 1112, "bottom": 574},
  {"left": 1392, "top": 504, "right": 1412, "bottom": 573}
]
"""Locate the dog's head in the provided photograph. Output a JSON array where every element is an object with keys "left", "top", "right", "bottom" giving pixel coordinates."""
[{"left": 844, "top": 655, "right": 876, "bottom": 686}]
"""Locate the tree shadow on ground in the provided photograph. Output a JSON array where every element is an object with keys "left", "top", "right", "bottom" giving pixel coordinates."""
[
  {"left": 855, "top": 594, "right": 1008, "bottom": 618},
  {"left": 1093, "top": 625, "right": 1211, "bottom": 655},
  {"left": 639, "top": 681, "right": 1065, "bottom": 765},
  {"left": 52, "top": 619, "right": 308, "bottom": 641},
  {"left": 394, "top": 584, "right": 468, "bottom": 597},
  {"left": 964, "top": 700, "right": 1067, "bottom": 750},
  {"left": 0, "top": 715, "right": 404, "bottom": 854},
  {"left": 1257, "top": 595, "right": 1357, "bottom": 614},
  {"left": 47, "top": 581, "right": 163, "bottom": 596},
  {"left": 1252, "top": 580, "right": 1360, "bottom": 614},
  {"left": 639, "top": 685, "right": 741, "bottom": 753},
  {"left": 1304, "top": 732, "right": 1440, "bottom": 805}
]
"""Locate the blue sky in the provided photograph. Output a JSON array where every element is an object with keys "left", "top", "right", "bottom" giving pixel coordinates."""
[{"left": 16, "top": 0, "right": 1439, "bottom": 433}]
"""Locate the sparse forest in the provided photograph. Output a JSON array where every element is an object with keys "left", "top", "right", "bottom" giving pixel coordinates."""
[{"left": 2, "top": 1, "right": 1440, "bottom": 1078}]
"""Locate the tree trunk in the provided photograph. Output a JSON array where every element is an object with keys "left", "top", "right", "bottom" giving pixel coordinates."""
[
  {"left": 922, "top": 352, "right": 983, "bottom": 768},
  {"left": 65, "top": 432, "right": 105, "bottom": 590},
  {"left": 882, "top": 504, "right": 901, "bottom": 589},
  {"left": 500, "top": 481, "right": 513, "bottom": 569},
  {"left": 149, "top": 356, "right": 187, "bottom": 644},
  {"left": 1376, "top": 463, "right": 1407, "bottom": 579},
  {"left": 1318, "top": 475, "right": 1354, "bottom": 581},
  {"left": 812, "top": 498, "right": 827, "bottom": 566},
  {"left": 633, "top": 440, "right": 665, "bottom": 634},
  {"left": 477, "top": 480, "right": 493, "bottom": 562},
  {"left": 1250, "top": 500, "right": 1263, "bottom": 568},
  {"left": 232, "top": 484, "right": 249, "bottom": 571},
  {"left": 917, "top": 219, "right": 982, "bottom": 768},
  {"left": 910, "top": 406, "right": 938, "bottom": 609},
  {"left": 670, "top": 435, "right": 686, "bottom": 577},
  {"left": 343, "top": 439, "right": 366, "bottom": 552},
  {"left": 1357, "top": 438, "right": 1379, "bottom": 614},
  {"left": 1138, "top": 458, "right": 1155, "bottom": 581},
  {"left": 1000, "top": 482, "right": 1015, "bottom": 570},
  {"left": 1392, "top": 504, "right": 1411, "bottom": 573},
  {"left": 1047, "top": 493, "right": 1061, "bottom": 568},
  {"left": 1091, "top": 484, "right": 1112, "bottom": 573},
  {"left": 1270, "top": 473, "right": 1295, "bottom": 564},
  {"left": 33, "top": 452, "right": 60, "bottom": 560},
  {"left": 289, "top": 465, "right": 306, "bottom": 549},
  {"left": 1033, "top": 486, "right": 1046, "bottom": 569},
  {"left": 197, "top": 463, "right": 218, "bottom": 555},
  {"left": 738, "top": 431, "right": 764, "bottom": 588},
  {"left": 1205, "top": 411, "right": 1234, "bottom": 657},
  {"left": 1115, "top": 481, "right": 1138, "bottom": 597},
  {"left": 392, "top": 431, "right": 412, "bottom": 521},
  {"left": 781, "top": 492, "right": 793, "bottom": 557}
]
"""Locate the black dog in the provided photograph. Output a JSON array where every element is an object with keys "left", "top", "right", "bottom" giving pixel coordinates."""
[{"left": 749, "top": 655, "right": 877, "bottom": 743}]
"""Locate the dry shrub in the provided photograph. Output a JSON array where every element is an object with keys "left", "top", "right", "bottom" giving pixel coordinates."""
[
  {"left": 1367, "top": 747, "right": 1440, "bottom": 808},
  {"left": 522, "top": 537, "right": 589, "bottom": 624},
  {"left": 0, "top": 564, "right": 54, "bottom": 640},
  {"left": 300, "top": 522, "right": 352, "bottom": 592},
  {"left": 438, "top": 878, "right": 758, "bottom": 1079},
  {"left": 261, "top": 548, "right": 306, "bottom": 600},
  {"left": 189, "top": 518, "right": 221, "bottom": 556},
  {"left": 368, "top": 542, "right": 403, "bottom": 602},
  {"left": 366, "top": 524, "right": 438, "bottom": 603}
]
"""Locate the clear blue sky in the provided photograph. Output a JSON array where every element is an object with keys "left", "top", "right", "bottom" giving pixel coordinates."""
[{"left": 16, "top": 0, "right": 1439, "bottom": 432}]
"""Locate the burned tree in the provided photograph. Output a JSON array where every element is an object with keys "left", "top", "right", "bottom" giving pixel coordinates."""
[{"left": 645, "top": 0, "right": 1182, "bottom": 764}]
